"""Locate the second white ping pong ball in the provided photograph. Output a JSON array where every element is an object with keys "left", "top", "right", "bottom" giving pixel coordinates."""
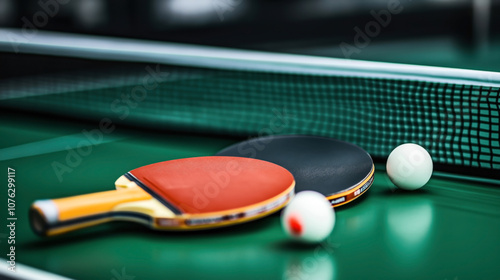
[
  {"left": 281, "top": 191, "right": 335, "bottom": 243},
  {"left": 386, "top": 143, "right": 433, "bottom": 191}
]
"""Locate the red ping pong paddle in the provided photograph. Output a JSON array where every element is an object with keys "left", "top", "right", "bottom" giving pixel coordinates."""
[{"left": 29, "top": 156, "right": 295, "bottom": 236}]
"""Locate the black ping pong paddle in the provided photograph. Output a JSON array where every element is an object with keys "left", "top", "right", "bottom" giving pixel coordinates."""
[{"left": 216, "top": 135, "right": 374, "bottom": 207}]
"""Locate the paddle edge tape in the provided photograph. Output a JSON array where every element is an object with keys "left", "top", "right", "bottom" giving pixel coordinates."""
[
  {"left": 326, "top": 164, "right": 375, "bottom": 207},
  {"left": 124, "top": 172, "right": 183, "bottom": 215}
]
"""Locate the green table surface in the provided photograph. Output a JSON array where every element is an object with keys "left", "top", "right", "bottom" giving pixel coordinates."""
[{"left": 1, "top": 112, "right": 500, "bottom": 280}]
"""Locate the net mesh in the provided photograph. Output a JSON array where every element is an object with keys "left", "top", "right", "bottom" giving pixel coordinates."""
[{"left": 1, "top": 62, "right": 499, "bottom": 174}]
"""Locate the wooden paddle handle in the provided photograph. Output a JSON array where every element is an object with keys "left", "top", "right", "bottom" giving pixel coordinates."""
[{"left": 29, "top": 188, "right": 151, "bottom": 236}]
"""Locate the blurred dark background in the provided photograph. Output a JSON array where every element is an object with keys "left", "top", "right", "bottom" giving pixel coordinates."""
[{"left": 1, "top": 0, "right": 500, "bottom": 71}]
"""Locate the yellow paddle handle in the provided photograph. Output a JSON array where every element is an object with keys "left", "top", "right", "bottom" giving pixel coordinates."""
[{"left": 30, "top": 188, "right": 151, "bottom": 236}]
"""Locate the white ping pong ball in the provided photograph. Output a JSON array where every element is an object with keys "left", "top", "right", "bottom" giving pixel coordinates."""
[
  {"left": 281, "top": 191, "right": 335, "bottom": 243},
  {"left": 386, "top": 143, "right": 433, "bottom": 191}
]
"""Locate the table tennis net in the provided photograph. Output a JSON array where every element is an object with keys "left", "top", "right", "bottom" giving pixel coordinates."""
[{"left": 1, "top": 62, "right": 499, "bottom": 179}]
